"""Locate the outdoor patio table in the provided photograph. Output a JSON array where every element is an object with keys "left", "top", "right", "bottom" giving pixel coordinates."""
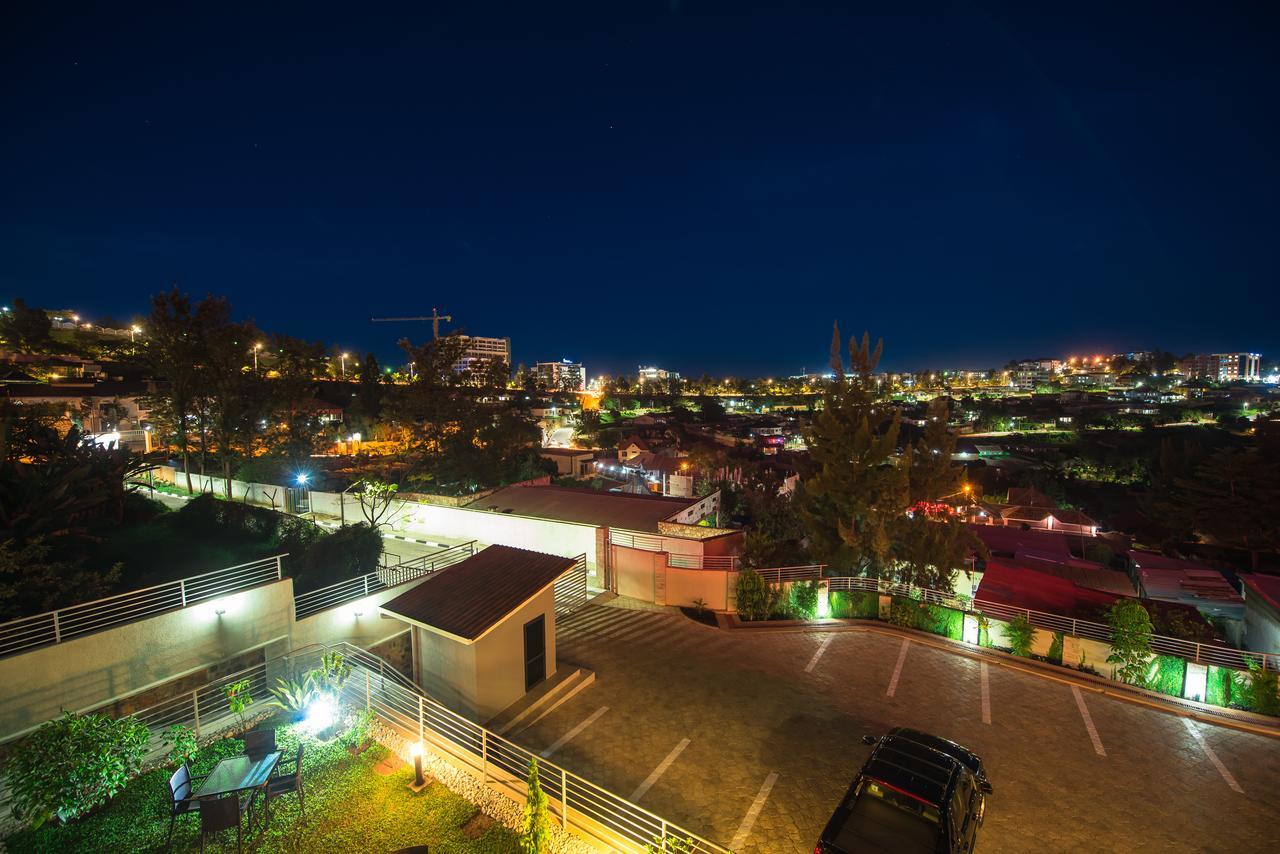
[{"left": 195, "top": 750, "right": 281, "bottom": 830}]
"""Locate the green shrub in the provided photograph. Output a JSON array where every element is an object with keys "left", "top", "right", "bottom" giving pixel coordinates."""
[
  {"left": 337, "top": 709, "right": 375, "bottom": 751},
  {"left": 5, "top": 712, "right": 151, "bottom": 828},
  {"left": 1106, "top": 599, "right": 1155, "bottom": 685},
  {"left": 1233, "top": 661, "right": 1280, "bottom": 716},
  {"left": 308, "top": 650, "right": 352, "bottom": 699},
  {"left": 735, "top": 570, "right": 768, "bottom": 621},
  {"left": 646, "top": 836, "right": 697, "bottom": 853},
  {"left": 1206, "top": 666, "right": 1232, "bottom": 707},
  {"left": 1145, "top": 655, "right": 1186, "bottom": 697},
  {"left": 1004, "top": 615, "right": 1036, "bottom": 658},
  {"left": 224, "top": 679, "right": 254, "bottom": 728},
  {"left": 829, "top": 590, "right": 878, "bottom": 619},
  {"left": 766, "top": 583, "right": 793, "bottom": 620},
  {"left": 887, "top": 599, "right": 916, "bottom": 628},
  {"left": 520, "top": 758, "right": 550, "bottom": 853},
  {"left": 292, "top": 524, "right": 383, "bottom": 593},
  {"left": 913, "top": 605, "right": 962, "bottom": 639},
  {"left": 162, "top": 724, "right": 198, "bottom": 767},
  {"left": 1047, "top": 632, "right": 1064, "bottom": 664},
  {"left": 791, "top": 581, "right": 819, "bottom": 620}
]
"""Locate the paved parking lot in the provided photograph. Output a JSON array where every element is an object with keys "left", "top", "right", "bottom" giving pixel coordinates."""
[{"left": 512, "top": 601, "right": 1279, "bottom": 853}]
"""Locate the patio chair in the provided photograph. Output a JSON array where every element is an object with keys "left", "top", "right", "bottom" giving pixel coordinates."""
[
  {"left": 264, "top": 743, "right": 305, "bottom": 825},
  {"left": 165, "top": 763, "right": 207, "bottom": 848},
  {"left": 243, "top": 729, "right": 276, "bottom": 759},
  {"left": 199, "top": 795, "right": 251, "bottom": 853}
]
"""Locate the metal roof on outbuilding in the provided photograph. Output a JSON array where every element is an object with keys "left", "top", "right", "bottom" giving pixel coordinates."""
[{"left": 379, "top": 545, "right": 576, "bottom": 642}]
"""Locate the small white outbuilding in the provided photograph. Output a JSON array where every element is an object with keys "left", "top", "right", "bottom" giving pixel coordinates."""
[{"left": 380, "top": 545, "right": 574, "bottom": 722}]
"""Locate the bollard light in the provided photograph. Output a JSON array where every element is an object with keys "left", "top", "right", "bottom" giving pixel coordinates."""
[{"left": 409, "top": 741, "right": 427, "bottom": 791}]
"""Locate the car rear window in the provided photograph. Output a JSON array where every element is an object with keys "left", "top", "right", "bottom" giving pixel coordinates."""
[{"left": 830, "top": 781, "right": 941, "bottom": 853}]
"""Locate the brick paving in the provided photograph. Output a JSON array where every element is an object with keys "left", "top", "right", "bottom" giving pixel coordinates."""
[{"left": 511, "top": 603, "right": 1280, "bottom": 853}]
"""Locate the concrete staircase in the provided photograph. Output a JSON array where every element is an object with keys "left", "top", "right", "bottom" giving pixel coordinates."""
[{"left": 487, "top": 665, "right": 595, "bottom": 736}]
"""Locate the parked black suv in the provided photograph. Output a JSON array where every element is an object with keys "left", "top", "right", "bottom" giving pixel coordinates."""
[{"left": 815, "top": 727, "right": 993, "bottom": 853}]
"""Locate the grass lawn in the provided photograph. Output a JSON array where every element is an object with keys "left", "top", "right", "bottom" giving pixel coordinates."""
[{"left": 6, "top": 716, "right": 519, "bottom": 853}]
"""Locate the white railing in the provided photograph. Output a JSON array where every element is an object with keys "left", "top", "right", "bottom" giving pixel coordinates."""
[
  {"left": 0, "top": 556, "right": 285, "bottom": 658},
  {"left": 828, "top": 575, "right": 967, "bottom": 609},
  {"left": 826, "top": 574, "right": 1279, "bottom": 673},
  {"left": 609, "top": 529, "right": 666, "bottom": 552},
  {"left": 751, "top": 564, "right": 827, "bottom": 584},
  {"left": 293, "top": 541, "right": 477, "bottom": 620},
  {"left": 555, "top": 555, "right": 590, "bottom": 616},
  {"left": 666, "top": 553, "right": 740, "bottom": 570}
]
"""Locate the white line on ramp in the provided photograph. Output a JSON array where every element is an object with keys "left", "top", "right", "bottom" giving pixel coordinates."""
[
  {"left": 540, "top": 706, "right": 608, "bottom": 758},
  {"left": 1182, "top": 718, "right": 1243, "bottom": 793},
  {"left": 805, "top": 635, "right": 834, "bottom": 673},
  {"left": 730, "top": 772, "right": 779, "bottom": 850},
  {"left": 1072, "top": 686, "right": 1106, "bottom": 756},
  {"left": 630, "top": 738, "right": 690, "bottom": 802},
  {"left": 886, "top": 639, "right": 909, "bottom": 697}
]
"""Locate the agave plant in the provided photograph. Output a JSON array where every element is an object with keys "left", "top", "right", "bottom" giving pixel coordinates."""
[{"left": 264, "top": 677, "right": 317, "bottom": 718}]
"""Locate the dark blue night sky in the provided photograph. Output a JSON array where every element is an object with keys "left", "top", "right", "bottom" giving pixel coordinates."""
[{"left": 2, "top": 2, "right": 1276, "bottom": 375}]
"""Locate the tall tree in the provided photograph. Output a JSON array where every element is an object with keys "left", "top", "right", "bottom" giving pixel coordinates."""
[
  {"left": 202, "top": 302, "right": 264, "bottom": 493},
  {"left": 143, "top": 288, "right": 204, "bottom": 493},
  {"left": 801, "top": 325, "right": 905, "bottom": 573},
  {"left": 893, "top": 397, "right": 983, "bottom": 590},
  {"left": 0, "top": 298, "right": 57, "bottom": 354},
  {"left": 263, "top": 335, "right": 329, "bottom": 464}
]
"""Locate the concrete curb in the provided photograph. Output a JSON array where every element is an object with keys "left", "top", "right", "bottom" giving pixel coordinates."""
[{"left": 724, "top": 616, "right": 1280, "bottom": 739}]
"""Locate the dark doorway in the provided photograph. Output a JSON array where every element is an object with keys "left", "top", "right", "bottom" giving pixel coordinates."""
[{"left": 523, "top": 614, "right": 546, "bottom": 692}]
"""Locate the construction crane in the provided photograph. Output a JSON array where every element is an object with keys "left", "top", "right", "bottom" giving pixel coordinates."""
[{"left": 370, "top": 307, "right": 452, "bottom": 339}]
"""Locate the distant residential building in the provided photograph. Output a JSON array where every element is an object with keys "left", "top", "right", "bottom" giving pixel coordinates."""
[
  {"left": 452, "top": 335, "right": 511, "bottom": 374},
  {"left": 535, "top": 359, "right": 585, "bottom": 391},
  {"left": 1012, "top": 359, "right": 1062, "bottom": 390},
  {"left": 1180, "top": 353, "right": 1261, "bottom": 383}
]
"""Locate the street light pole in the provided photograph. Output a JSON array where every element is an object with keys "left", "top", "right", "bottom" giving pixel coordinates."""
[
  {"left": 341, "top": 352, "right": 349, "bottom": 379},
  {"left": 253, "top": 343, "right": 262, "bottom": 372}
]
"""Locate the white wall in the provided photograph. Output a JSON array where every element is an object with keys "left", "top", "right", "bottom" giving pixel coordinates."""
[
  {"left": 0, "top": 580, "right": 294, "bottom": 741},
  {"left": 473, "top": 586, "right": 557, "bottom": 723},
  {"left": 290, "top": 584, "right": 416, "bottom": 650},
  {"left": 412, "top": 584, "right": 558, "bottom": 724}
]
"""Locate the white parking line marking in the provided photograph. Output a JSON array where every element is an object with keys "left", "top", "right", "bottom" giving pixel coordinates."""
[
  {"left": 980, "top": 663, "right": 991, "bottom": 724},
  {"left": 1072, "top": 686, "right": 1106, "bottom": 756},
  {"left": 1182, "top": 718, "right": 1244, "bottom": 793},
  {"left": 886, "top": 639, "right": 909, "bottom": 697},
  {"left": 805, "top": 635, "right": 834, "bottom": 673},
  {"left": 730, "top": 771, "right": 779, "bottom": 850},
  {"left": 541, "top": 706, "right": 609, "bottom": 758},
  {"left": 630, "top": 738, "right": 690, "bottom": 802}
]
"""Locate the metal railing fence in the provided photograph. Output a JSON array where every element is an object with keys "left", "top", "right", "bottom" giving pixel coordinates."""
[
  {"left": 0, "top": 556, "right": 284, "bottom": 658},
  {"left": 826, "top": 574, "right": 1278, "bottom": 672},
  {"left": 293, "top": 541, "right": 477, "bottom": 620},
  {"left": 666, "top": 553, "right": 740, "bottom": 570},
  {"left": 330, "top": 643, "right": 730, "bottom": 853},
  {"left": 554, "top": 555, "right": 590, "bottom": 616},
  {"left": 750, "top": 564, "right": 827, "bottom": 584}
]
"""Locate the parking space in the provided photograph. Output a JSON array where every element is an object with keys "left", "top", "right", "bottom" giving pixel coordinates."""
[{"left": 515, "top": 602, "right": 1280, "bottom": 853}]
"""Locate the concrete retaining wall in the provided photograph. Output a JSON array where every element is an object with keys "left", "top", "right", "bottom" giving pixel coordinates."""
[{"left": 0, "top": 579, "right": 294, "bottom": 741}]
